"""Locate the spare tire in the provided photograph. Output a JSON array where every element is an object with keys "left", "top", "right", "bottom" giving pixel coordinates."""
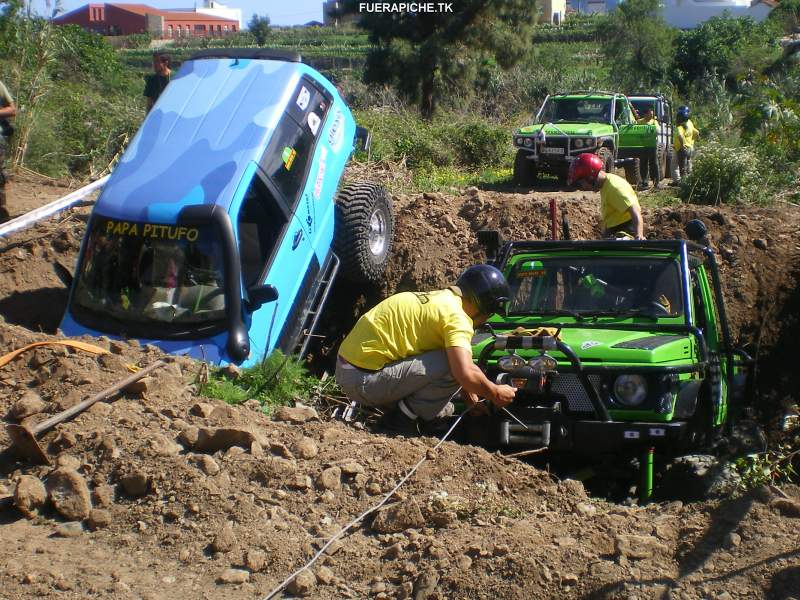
[
  {"left": 513, "top": 149, "right": 538, "bottom": 186},
  {"left": 333, "top": 182, "right": 394, "bottom": 284}
]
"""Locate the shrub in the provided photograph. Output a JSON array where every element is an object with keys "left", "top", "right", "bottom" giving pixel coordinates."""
[
  {"left": 448, "top": 120, "right": 510, "bottom": 169},
  {"left": 678, "top": 141, "right": 764, "bottom": 205},
  {"left": 123, "top": 32, "right": 152, "bottom": 50}
]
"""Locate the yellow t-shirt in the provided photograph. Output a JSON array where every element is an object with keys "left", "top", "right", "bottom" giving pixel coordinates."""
[
  {"left": 599, "top": 173, "right": 639, "bottom": 229},
  {"left": 636, "top": 116, "right": 658, "bottom": 125},
  {"left": 674, "top": 120, "right": 698, "bottom": 151},
  {"left": 338, "top": 289, "right": 474, "bottom": 371}
]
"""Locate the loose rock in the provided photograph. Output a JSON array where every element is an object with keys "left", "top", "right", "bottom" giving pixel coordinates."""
[
  {"left": 8, "top": 391, "right": 46, "bottom": 420},
  {"left": 46, "top": 468, "right": 92, "bottom": 521},
  {"left": 316, "top": 467, "right": 342, "bottom": 491},
  {"left": 614, "top": 534, "right": 669, "bottom": 560},
  {"left": 287, "top": 569, "right": 316, "bottom": 596},
  {"left": 54, "top": 521, "right": 84, "bottom": 538},
  {"left": 372, "top": 500, "right": 426, "bottom": 533},
  {"left": 87, "top": 508, "right": 112, "bottom": 530},
  {"left": 217, "top": 569, "right": 249, "bottom": 584},
  {"left": 190, "top": 403, "right": 215, "bottom": 418},
  {"left": 212, "top": 522, "right": 237, "bottom": 553},
  {"left": 315, "top": 565, "right": 335, "bottom": 585},
  {"left": 273, "top": 404, "right": 318, "bottom": 424},
  {"left": 192, "top": 427, "right": 267, "bottom": 453},
  {"left": 13, "top": 475, "right": 47, "bottom": 518},
  {"left": 245, "top": 549, "right": 267, "bottom": 572},
  {"left": 120, "top": 471, "right": 150, "bottom": 497},
  {"left": 293, "top": 437, "right": 319, "bottom": 459},
  {"left": 195, "top": 455, "right": 220, "bottom": 476},
  {"left": 148, "top": 433, "right": 182, "bottom": 457},
  {"left": 770, "top": 498, "right": 800, "bottom": 518}
]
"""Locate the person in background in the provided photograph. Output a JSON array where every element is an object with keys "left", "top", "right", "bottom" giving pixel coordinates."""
[
  {"left": 0, "top": 78, "right": 17, "bottom": 223},
  {"left": 673, "top": 105, "right": 699, "bottom": 184},
  {"left": 635, "top": 107, "right": 661, "bottom": 190},
  {"left": 144, "top": 52, "right": 172, "bottom": 113},
  {"left": 335, "top": 265, "right": 517, "bottom": 437},
  {"left": 568, "top": 152, "right": 645, "bottom": 240}
]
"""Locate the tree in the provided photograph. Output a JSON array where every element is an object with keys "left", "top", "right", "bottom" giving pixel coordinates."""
[
  {"left": 602, "top": 0, "right": 675, "bottom": 90},
  {"left": 248, "top": 13, "right": 270, "bottom": 46},
  {"left": 345, "top": 0, "right": 538, "bottom": 118}
]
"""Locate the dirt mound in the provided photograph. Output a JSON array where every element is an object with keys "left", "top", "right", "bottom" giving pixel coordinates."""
[{"left": 0, "top": 325, "right": 798, "bottom": 598}]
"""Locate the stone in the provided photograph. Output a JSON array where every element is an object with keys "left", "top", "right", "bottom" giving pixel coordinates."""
[
  {"left": 316, "top": 467, "right": 342, "bottom": 491},
  {"left": 8, "top": 391, "right": 46, "bottom": 420},
  {"left": 431, "top": 511, "right": 457, "bottom": 528},
  {"left": 46, "top": 468, "right": 92, "bottom": 521},
  {"left": 332, "top": 460, "right": 365, "bottom": 476},
  {"left": 383, "top": 542, "right": 403, "bottom": 559},
  {"left": 217, "top": 569, "right": 249, "bottom": 584},
  {"left": 189, "top": 403, "right": 215, "bottom": 418},
  {"left": 54, "top": 521, "right": 84, "bottom": 538},
  {"left": 561, "top": 573, "right": 579, "bottom": 586},
  {"left": 455, "top": 555, "right": 473, "bottom": 570},
  {"left": 50, "top": 431, "right": 77, "bottom": 453},
  {"left": 195, "top": 455, "right": 220, "bottom": 476},
  {"left": 212, "top": 522, "right": 237, "bottom": 553},
  {"left": 87, "top": 508, "right": 112, "bottom": 530},
  {"left": 493, "top": 544, "right": 511, "bottom": 556},
  {"left": 209, "top": 405, "right": 236, "bottom": 421},
  {"left": 366, "top": 482, "right": 383, "bottom": 495},
  {"left": 120, "top": 471, "right": 150, "bottom": 497},
  {"left": 614, "top": 534, "right": 669, "bottom": 560},
  {"left": 287, "top": 569, "right": 316, "bottom": 596},
  {"left": 724, "top": 532, "right": 741, "bottom": 548},
  {"left": 770, "top": 498, "right": 800, "bottom": 518},
  {"left": 92, "top": 484, "right": 115, "bottom": 508},
  {"left": 178, "top": 426, "right": 200, "bottom": 448},
  {"left": 192, "top": 427, "right": 268, "bottom": 453},
  {"left": 250, "top": 441, "right": 264, "bottom": 457},
  {"left": 293, "top": 437, "right": 319, "bottom": 459},
  {"left": 272, "top": 404, "right": 318, "bottom": 424},
  {"left": 55, "top": 454, "right": 81, "bottom": 470},
  {"left": 109, "top": 340, "right": 127, "bottom": 355},
  {"left": 245, "top": 549, "right": 267, "bottom": 572},
  {"left": 124, "top": 376, "right": 152, "bottom": 396},
  {"left": 13, "top": 475, "right": 47, "bottom": 518},
  {"left": 315, "top": 565, "right": 335, "bottom": 585},
  {"left": 372, "top": 500, "right": 426, "bottom": 533},
  {"left": 148, "top": 434, "right": 182, "bottom": 457},
  {"left": 753, "top": 238, "right": 768, "bottom": 250},
  {"left": 220, "top": 364, "right": 241, "bottom": 380},
  {"left": 412, "top": 569, "right": 439, "bottom": 599},
  {"left": 270, "top": 441, "right": 294, "bottom": 459},
  {"left": 288, "top": 473, "right": 312, "bottom": 490}
]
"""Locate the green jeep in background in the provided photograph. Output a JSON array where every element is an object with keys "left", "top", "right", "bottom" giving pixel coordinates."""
[
  {"left": 512, "top": 91, "right": 659, "bottom": 187},
  {"left": 470, "top": 229, "right": 752, "bottom": 498},
  {"left": 628, "top": 92, "right": 675, "bottom": 184}
]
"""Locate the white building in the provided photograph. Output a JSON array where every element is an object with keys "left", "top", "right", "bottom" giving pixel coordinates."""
[
  {"left": 595, "top": 0, "right": 777, "bottom": 28},
  {"left": 171, "top": 1, "right": 242, "bottom": 29},
  {"left": 541, "top": 0, "right": 568, "bottom": 24}
]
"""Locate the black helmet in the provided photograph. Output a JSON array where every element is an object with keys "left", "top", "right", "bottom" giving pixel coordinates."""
[
  {"left": 456, "top": 265, "right": 510, "bottom": 316},
  {"left": 685, "top": 219, "right": 708, "bottom": 243},
  {"left": 677, "top": 105, "right": 690, "bottom": 123}
]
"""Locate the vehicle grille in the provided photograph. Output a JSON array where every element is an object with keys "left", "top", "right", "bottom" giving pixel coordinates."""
[{"left": 551, "top": 374, "right": 603, "bottom": 413}]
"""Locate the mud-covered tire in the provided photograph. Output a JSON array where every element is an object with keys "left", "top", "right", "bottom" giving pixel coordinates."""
[
  {"left": 333, "top": 182, "right": 394, "bottom": 284},
  {"left": 596, "top": 147, "right": 614, "bottom": 174},
  {"left": 657, "top": 454, "right": 741, "bottom": 501},
  {"left": 513, "top": 150, "right": 537, "bottom": 186},
  {"left": 624, "top": 157, "right": 641, "bottom": 186}
]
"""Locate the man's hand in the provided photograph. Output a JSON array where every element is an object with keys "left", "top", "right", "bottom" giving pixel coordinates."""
[
  {"left": 446, "top": 346, "right": 517, "bottom": 407},
  {"left": 492, "top": 384, "right": 517, "bottom": 408},
  {"left": 462, "top": 391, "right": 488, "bottom": 416}
]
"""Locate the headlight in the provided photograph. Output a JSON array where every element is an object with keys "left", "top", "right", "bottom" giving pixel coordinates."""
[
  {"left": 613, "top": 374, "right": 648, "bottom": 407},
  {"left": 523, "top": 138, "right": 533, "bottom": 147},
  {"left": 515, "top": 137, "right": 524, "bottom": 146},
  {"left": 575, "top": 139, "right": 584, "bottom": 148},
  {"left": 528, "top": 354, "right": 558, "bottom": 372},
  {"left": 498, "top": 354, "right": 526, "bottom": 371}
]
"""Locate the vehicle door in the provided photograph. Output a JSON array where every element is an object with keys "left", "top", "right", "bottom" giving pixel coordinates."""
[
  {"left": 235, "top": 166, "right": 315, "bottom": 366},
  {"left": 615, "top": 96, "right": 641, "bottom": 154}
]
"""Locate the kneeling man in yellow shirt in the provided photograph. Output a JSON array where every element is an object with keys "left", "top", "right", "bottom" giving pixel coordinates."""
[
  {"left": 336, "top": 265, "right": 518, "bottom": 436},
  {"left": 568, "top": 152, "right": 645, "bottom": 239}
]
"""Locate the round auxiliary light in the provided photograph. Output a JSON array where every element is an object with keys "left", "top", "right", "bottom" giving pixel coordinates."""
[
  {"left": 498, "top": 354, "right": 526, "bottom": 371},
  {"left": 524, "top": 138, "right": 534, "bottom": 147},
  {"left": 613, "top": 374, "right": 648, "bottom": 407},
  {"left": 528, "top": 354, "right": 558, "bottom": 372},
  {"left": 515, "top": 137, "right": 524, "bottom": 146}
]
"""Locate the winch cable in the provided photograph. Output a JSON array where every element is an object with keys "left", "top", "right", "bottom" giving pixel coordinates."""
[{"left": 261, "top": 389, "right": 474, "bottom": 600}]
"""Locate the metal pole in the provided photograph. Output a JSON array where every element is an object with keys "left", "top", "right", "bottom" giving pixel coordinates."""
[
  {"left": 639, "top": 446, "right": 654, "bottom": 504},
  {"left": 549, "top": 198, "right": 558, "bottom": 240}
]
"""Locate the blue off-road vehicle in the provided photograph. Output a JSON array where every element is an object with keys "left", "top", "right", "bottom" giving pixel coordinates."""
[{"left": 59, "top": 49, "right": 393, "bottom": 366}]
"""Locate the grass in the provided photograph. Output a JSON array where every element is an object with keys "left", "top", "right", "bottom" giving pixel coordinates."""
[{"left": 200, "top": 350, "right": 318, "bottom": 413}]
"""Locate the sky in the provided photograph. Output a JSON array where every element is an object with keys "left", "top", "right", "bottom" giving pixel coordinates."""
[{"left": 33, "top": 0, "right": 324, "bottom": 27}]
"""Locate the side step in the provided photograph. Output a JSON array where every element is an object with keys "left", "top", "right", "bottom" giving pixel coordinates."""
[{"left": 293, "top": 252, "right": 340, "bottom": 357}]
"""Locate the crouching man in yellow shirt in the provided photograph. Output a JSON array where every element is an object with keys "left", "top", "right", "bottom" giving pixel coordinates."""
[
  {"left": 336, "top": 265, "right": 518, "bottom": 436},
  {"left": 568, "top": 152, "right": 645, "bottom": 239}
]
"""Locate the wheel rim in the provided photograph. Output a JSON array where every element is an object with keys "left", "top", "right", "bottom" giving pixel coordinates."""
[{"left": 368, "top": 208, "right": 387, "bottom": 257}]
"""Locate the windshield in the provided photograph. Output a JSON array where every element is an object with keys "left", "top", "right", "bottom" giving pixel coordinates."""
[
  {"left": 72, "top": 216, "right": 226, "bottom": 331},
  {"left": 539, "top": 98, "right": 613, "bottom": 124},
  {"left": 630, "top": 99, "right": 656, "bottom": 117},
  {"left": 506, "top": 256, "right": 683, "bottom": 318}
]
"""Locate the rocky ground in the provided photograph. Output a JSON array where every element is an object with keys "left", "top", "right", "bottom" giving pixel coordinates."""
[{"left": 0, "top": 177, "right": 798, "bottom": 599}]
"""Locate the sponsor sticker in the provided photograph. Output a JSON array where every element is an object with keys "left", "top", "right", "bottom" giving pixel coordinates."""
[
  {"left": 328, "top": 110, "right": 345, "bottom": 151},
  {"left": 104, "top": 220, "right": 198, "bottom": 241},
  {"left": 307, "top": 112, "right": 321, "bottom": 136},
  {"left": 313, "top": 146, "right": 328, "bottom": 200},
  {"left": 649, "top": 428, "right": 666, "bottom": 437},
  {"left": 296, "top": 86, "right": 310, "bottom": 111},
  {"left": 581, "top": 340, "right": 601, "bottom": 350},
  {"left": 624, "top": 431, "right": 640, "bottom": 439},
  {"left": 282, "top": 146, "right": 297, "bottom": 171}
]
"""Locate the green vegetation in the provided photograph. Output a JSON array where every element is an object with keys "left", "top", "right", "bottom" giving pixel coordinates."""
[
  {"left": 735, "top": 444, "right": 799, "bottom": 489},
  {"left": 200, "top": 351, "right": 318, "bottom": 412}
]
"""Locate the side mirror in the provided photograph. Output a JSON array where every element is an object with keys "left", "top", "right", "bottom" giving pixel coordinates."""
[
  {"left": 247, "top": 284, "right": 279, "bottom": 311},
  {"left": 477, "top": 229, "right": 502, "bottom": 263},
  {"left": 355, "top": 126, "right": 371, "bottom": 152}
]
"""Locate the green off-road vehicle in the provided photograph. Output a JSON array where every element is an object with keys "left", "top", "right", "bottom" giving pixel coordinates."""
[
  {"left": 470, "top": 227, "right": 752, "bottom": 499},
  {"left": 512, "top": 91, "right": 660, "bottom": 186}
]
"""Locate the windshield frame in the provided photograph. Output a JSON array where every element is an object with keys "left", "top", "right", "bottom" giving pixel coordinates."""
[{"left": 537, "top": 95, "right": 615, "bottom": 125}]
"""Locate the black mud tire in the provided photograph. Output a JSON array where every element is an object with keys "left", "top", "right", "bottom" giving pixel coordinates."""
[
  {"left": 596, "top": 146, "right": 614, "bottom": 174},
  {"left": 333, "top": 182, "right": 394, "bottom": 285},
  {"left": 513, "top": 149, "right": 538, "bottom": 186},
  {"left": 624, "top": 157, "right": 641, "bottom": 186},
  {"left": 657, "top": 454, "right": 741, "bottom": 502}
]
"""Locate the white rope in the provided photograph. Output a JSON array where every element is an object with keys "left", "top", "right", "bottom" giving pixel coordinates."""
[
  {"left": 261, "top": 392, "right": 472, "bottom": 600},
  {"left": 0, "top": 175, "right": 109, "bottom": 239}
]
